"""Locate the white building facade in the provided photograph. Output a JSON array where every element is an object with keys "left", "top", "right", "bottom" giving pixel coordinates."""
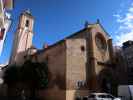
[{"left": 0, "top": 0, "right": 13, "bottom": 56}]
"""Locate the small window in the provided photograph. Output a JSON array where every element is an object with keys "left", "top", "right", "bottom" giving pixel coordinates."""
[
  {"left": 76, "top": 81, "right": 82, "bottom": 89},
  {"left": 25, "top": 20, "right": 29, "bottom": 27},
  {"left": 76, "top": 80, "right": 85, "bottom": 89},
  {"left": 81, "top": 46, "right": 85, "bottom": 52}
]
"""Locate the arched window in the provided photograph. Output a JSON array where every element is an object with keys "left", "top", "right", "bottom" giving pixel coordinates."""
[
  {"left": 25, "top": 20, "right": 29, "bottom": 27},
  {"left": 95, "top": 33, "right": 107, "bottom": 51}
]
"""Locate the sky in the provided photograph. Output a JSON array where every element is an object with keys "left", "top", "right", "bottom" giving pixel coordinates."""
[{"left": 0, "top": 0, "right": 133, "bottom": 64}]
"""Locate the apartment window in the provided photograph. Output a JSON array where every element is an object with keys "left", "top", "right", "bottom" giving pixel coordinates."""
[{"left": 0, "top": 28, "right": 5, "bottom": 40}]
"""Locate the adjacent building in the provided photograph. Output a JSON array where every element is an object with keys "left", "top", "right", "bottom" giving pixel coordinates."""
[
  {"left": 0, "top": 0, "right": 13, "bottom": 56},
  {"left": 122, "top": 40, "right": 133, "bottom": 84},
  {"left": 0, "top": 0, "right": 13, "bottom": 97}
]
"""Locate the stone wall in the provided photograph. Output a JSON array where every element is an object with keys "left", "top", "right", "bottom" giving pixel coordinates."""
[
  {"left": 37, "top": 42, "right": 66, "bottom": 100},
  {"left": 66, "top": 39, "right": 87, "bottom": 89},
  {"left": 35, "top": 24, "right": 114, "bottom": 99},
  {"left": 90, "top": 24, "right": 110, "bottom": 75}
]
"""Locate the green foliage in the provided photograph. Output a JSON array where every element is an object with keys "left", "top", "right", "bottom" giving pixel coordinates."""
[
  {"left": 21, "top": 60, "right": 49, "bottom": 89},
  {"left": 3, "top": 65, "right": 21, "bottom": 85},
  {"left": 3, "top": 60, "right": 49, "bottom": 89}
]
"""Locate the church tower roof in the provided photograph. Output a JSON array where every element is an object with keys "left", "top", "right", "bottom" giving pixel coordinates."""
[{"left": 21, "top": 9, "right": 33, "bottom": 18}]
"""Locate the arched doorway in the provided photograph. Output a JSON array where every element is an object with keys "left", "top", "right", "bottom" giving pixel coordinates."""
[{"left": 98, "top": 68, "right": 118, "bottom": 96}]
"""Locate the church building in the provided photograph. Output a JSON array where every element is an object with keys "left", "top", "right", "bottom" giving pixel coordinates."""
[{"left": 10, "top": 10, "right": 117, "bottom": 100}]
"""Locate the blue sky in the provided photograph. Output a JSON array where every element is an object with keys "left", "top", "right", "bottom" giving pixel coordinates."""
[{"left": 0, "top": 0, "right": 133, "bottom": 64}]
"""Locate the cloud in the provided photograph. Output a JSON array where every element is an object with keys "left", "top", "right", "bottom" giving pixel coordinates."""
[
  {"left": 114, "top": 2, "right": 133, "bottom": 46},
  {"left": 115, "top": 31, "right": 133, "bottom": 46}
]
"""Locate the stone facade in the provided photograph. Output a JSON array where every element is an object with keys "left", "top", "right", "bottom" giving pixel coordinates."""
[
  {"left": 9, "top": 11, "right": 116, "bottom": 99},
  {"left": 31, "top": 22, "right": 116, "bottom": 100},
  {"left": 34, "top": 41, "right": 66, "bottom": 100}
]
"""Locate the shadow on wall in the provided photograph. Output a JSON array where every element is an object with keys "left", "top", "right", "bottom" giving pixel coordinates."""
[
  {"left": 74, "top": 89, "right": 81, "bottom": 100},
  {"left": 2, "top": 52, "right": 50, "bottom": 100},
  {"left": 72, "top": 68, "right": 119, "bottom": 100},
  {"left": 38, "top": 72, "right": 66, "bottom": 100},
  {"left": 97, "top": 67, "right": 118, "bottom": 96},
  {"left": 73, "top": 80, "right": 89, "bottom": 100},
  {"left": 72, "top": 67, "right": 119, "bottom": 100}
]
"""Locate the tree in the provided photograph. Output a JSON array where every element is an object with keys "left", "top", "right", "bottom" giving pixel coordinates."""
[
  {"left": 21, "top": 60, "right": 49, "bottom": 89},
  {"left": 3, "top": 60, "right": 49, "bottom": 99},
  {"left": 3, "top": 65, "right": 22, "bottom": 99},
  {"left": 21, "top": 60, "right": 49, "bottom": 99},
  {"left": 3, "top": 65, "right": 21, "bottom": 86}
]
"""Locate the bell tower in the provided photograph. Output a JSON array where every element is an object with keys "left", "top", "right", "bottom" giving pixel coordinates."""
[{"left": 10, "top": 10, "right": 34, "bottom": 65}]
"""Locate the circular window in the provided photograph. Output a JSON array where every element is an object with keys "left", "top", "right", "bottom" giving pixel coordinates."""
[{"left": 95, "top": 33, "right": 107, "bottom": 51}]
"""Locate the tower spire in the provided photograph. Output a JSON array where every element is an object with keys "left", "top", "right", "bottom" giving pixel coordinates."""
[{"left": 24, "top": 9, "right": 31, "bottom": 14}]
